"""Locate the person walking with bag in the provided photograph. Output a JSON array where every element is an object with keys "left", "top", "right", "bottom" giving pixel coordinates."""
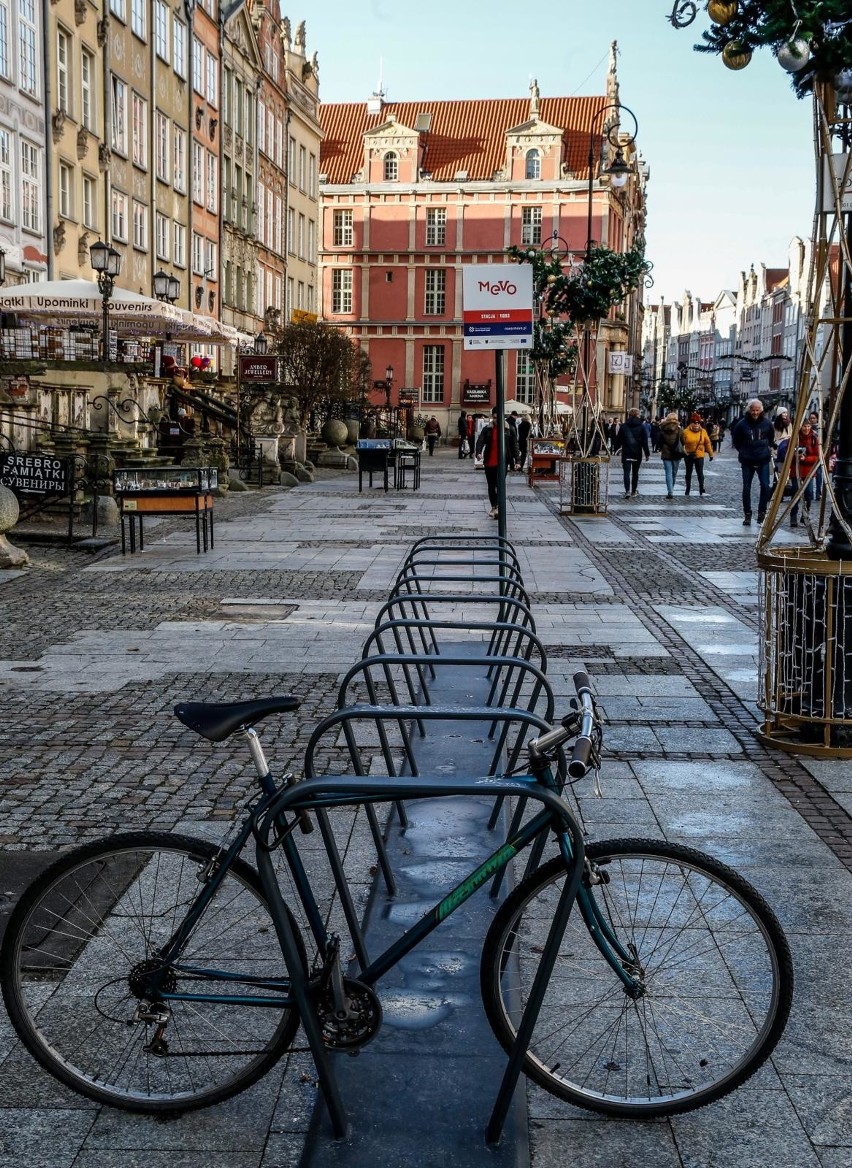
[
  {"left": 682, "top": 413, "right": 715, "bottom": 496},
  {"left": 613, "top": 407, "right": 650, "bottom": 498},
  {"left": 457, "top": 411, "right": 469, "bottom": 459},
  {"left": 424, "top": 416, "right": 442, "bottom": 455},
  {"left": 659, "top": 412, "right": 684, "bottom": 499},
  {"left": 475, "top": 407, "right": 516, "bottom": 519},
  {"left": 787, "top": 420, "right": 820, "bottom": 528},
  {"left": 731, "top": 398, "right": 776, "bottom": 525}
]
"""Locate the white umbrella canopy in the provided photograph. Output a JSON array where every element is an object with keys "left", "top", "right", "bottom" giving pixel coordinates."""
[
  {"left": 501, "top": 399, "right": 533, "bottom": 413},
  {"left": 0, "top": 279, "right": 186, "bottom": 335}
]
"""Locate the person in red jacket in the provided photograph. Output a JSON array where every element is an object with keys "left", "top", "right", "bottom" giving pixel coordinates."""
[{"left": 788, "top": 420, "right": 820, "bottom": 528}]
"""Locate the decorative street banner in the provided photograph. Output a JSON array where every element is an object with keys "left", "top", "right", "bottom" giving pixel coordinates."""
[
  {"left": 238, "top": 355, "right": 277, "bottom": 382},
  {"left": 0, "top": 453, "right": 69, "bottom": 495},
  {"left": 608, "top": 352, "right": 634, "bottom": 375},
  {"left": 462, "top": 264, "right": 533, "bottom": 350}
]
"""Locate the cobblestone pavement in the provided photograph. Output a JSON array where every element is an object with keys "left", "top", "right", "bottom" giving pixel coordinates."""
[{"left": 0, "top": 446, "right": 850, "bottom": 1167}]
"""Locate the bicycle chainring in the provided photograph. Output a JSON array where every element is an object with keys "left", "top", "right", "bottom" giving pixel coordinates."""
[{"left": 314, "top": 978, "right": 382, "bottom": 1050}]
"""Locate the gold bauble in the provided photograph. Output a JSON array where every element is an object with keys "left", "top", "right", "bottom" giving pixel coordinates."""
[
  {"left": 722, "top": 40, "right": 752, "bottom": 70},
  {"left": 707, "top": 0, "right": 738, "bottom": 27}
]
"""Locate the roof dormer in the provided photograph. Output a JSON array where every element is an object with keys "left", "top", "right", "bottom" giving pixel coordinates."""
[
  {"left": 363, "top": 113, "right": 422, "bottom": 184},
  {"left": 504, "top": 82, "right": 565, "bottom": 182}
]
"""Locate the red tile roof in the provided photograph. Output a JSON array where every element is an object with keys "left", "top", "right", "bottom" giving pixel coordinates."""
[{"left": 319, "top": 96, "right": 609, "bottom": 185}]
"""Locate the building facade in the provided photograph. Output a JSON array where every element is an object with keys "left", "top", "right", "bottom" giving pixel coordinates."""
[{"left": 318, "top": 55, "right": 647, "bottom": 429}]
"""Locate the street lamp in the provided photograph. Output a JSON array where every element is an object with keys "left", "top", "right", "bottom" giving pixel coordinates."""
[
  {"left": 90, "top": 239, "right": 122, "bottom": 367},
  {"left": 586, "top": 102, "right": 639, "bottom": 256},
  {"left": 254, "top": 331, "right": 269, "bottom": 355},
  {"left": 153, "top": 269, "right": 180, "bottom": 304},
  {"left": 0, "top": 248, "right": 6, "bottom": 287},
  {"left": 384, "top": 363, "right": 394, "bottom": 408}
]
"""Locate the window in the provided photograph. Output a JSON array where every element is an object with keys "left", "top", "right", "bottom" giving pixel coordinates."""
[
  {"left": 0, "top": 1, "right": 9, "bottom": 78},
  {"left": 424, "top": 268, "right": 446, "bottom": 315},
  {"left": 173, "top": 221, "right": 186, "bottom": 267},
  {"left": 192, "top": 140, "right": 204, "bottom": 203},
  {"left": 309, "top": 153, "right": 316, "bottom": 197},
  {"left": 111, "top": 77, "right": 128, "bottom": 154},
  {"left": 525, "top": 149, "right": 541, "bottom": 180},
  {"left": 206, "top": 151, "right": 217, "bottom": 213},
  {"left": 422, "top": 345, "right": 445, "bottom": 403},
  {"left": 383, "top": 151, "right": 398, "bottom": 181},
  {"left": 82, "top": 174, "right": 96, "bottom": 228},
  {"left": 58, "top": 161, "right": 72, "bottom": 218},
  {"left": 297, "top": 280, "right": 304, "bottom": 308},
  {"left": 111, "top": 188, "right": 128, "bottom": 240},
  {"left": 308, "top": 219, "right": 316, "bottom": 263},
  {"left": 299, "top": 145, "right": 306, "bottom": 190},
  {"left": 155, "top": 112, "right": 169, "bottom": 181},
  {"left": 0, "top": 131, "right": 13, "bottom": 220},
  {"left": 57, "top": 29, "right": 71, "bottom": 113},
  {"left": 173, "top": 126, "right": 186, "bottom": 192},
  {"left": 132, "top": 94, "right": 147, "bottom": 168},
  {"left": 21, "top": 140, "right": 40, "bottom": 231},
  {"left": 426, "top": 207, "right": 446, "bottom": 246},
  {"left": 192, "top": 38, "right": 203, "bottom": 94},
  {"left": 173, "top": 20, "right": 186, "bottom": 78},
  {"left": 191, "top": 231, "right": 203, "bottom": 274},
  {"left": 521, "top": 206, "right": 542, "bottom": 245},
  {"left": 81, "top": 49, "right": 95, "bottom": 130},
  {"left": 109, "top": 0, "right": 125, "bottom": 20},
  {"left": 287, "top": 207, "right": 294, "bottom": 254},
  {"left": 516, "top": 351, "right": 535, "bottom": 404},
  {"left": 287, "top": 135, "right": 295, "bottom": 181},
  {"left": 204, "top": 239, "right": 217, "bottom": 280},
  {"left": 331, "top": 269, "right": 352, "bottom": 314},
  {"left": 154, "top": 0, "right": 169, "bottom": 59},
  {"left": 132, "top": 200, "right": 148, "bottom": 249},
  {"left": 257, "top": 100, "right": 265, "bottom": 153},
  {"left": 156, "top": 212, "right": 169, "bottom": 259},
  {"left": 297, "top": 213, "right": 305, "bottom": 259},
  {"left": 286, "top": 277, "right": 293, "bottom": 320},
  {"left": 206, "top": 54, "right": 217, "bottom": 106},
  {"left": 131, "top": 0, "right": 145, "bottom": 40},
  {"left": 333, "top": 209, "right": 353, "bottom": 246},
  {"left": 19, "top": 0, "right": 37, "bottom": 96}
]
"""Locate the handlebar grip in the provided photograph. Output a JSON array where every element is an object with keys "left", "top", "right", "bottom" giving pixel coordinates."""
[
  {"left": 568, "top": 735, "right": 593, "bottom": 779},
  {"left": 573, "top": 670, "right": 592, "bottom": 694}
]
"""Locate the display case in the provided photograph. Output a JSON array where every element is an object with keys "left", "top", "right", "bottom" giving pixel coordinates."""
[
  {"left": 113, "top": 466, "right": 217, "bottom": 554},
  {"left": 527, "top": 438, "right": 566, "bottom": 486}
]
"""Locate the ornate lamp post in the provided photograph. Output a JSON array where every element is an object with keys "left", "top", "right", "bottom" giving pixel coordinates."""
[
  {"left": 586, "top": 103, "right": 638, "bottom": 257},
  {"left": 0, "top": 248, "right": 6, "bottom": 287},
  {"left": 89, "top": 239, "right": 122, "bottom": 367},
  {"left": 254, "top": 331, "right": 269, "bottom": 355},
  {"left": 153, "top": 269, "right": 180, "bottom": 304},
  {"left": 384, "top": 363, "right": 394, "bottom": 409}
]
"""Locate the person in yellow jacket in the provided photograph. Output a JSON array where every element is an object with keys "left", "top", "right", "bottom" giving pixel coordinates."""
[{"left": 682, "top": 412, "right": 715, "bottom": 496}]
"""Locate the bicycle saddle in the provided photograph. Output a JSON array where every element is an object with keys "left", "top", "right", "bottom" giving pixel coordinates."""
[{"left": 174, "top": 695, "right": 301, "bottom": 742}]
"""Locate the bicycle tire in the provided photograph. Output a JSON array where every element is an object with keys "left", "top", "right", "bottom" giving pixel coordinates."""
[
  {"left": 480, "top": 838, "right": 793, "bottom": 1117},
  {"left": 1, "top": 831, "right": 307, "bottom": 1113}
]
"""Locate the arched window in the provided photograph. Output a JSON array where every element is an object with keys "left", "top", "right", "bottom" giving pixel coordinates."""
[
  {"left": 383, "top": 151, "right": 399, "bottom": 181},
  {"left": 525, "top": 149, "right": 541, "bottom": 180}
]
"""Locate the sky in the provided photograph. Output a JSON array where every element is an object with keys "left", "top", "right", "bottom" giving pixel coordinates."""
[{"left": 303, "top": 0, "right": 815, "bottom": 305}]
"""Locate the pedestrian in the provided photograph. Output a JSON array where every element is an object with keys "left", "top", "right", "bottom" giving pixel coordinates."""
[
  {"left": 424, "top": 415, "right": 442, "bottom": 455},
  {"left": 508, "top": 411, "right": 521, "bottom": 470},
  {"left": 613, "top": 407, "right": 650, "bottom": 498},
  {"left": 650, "top": 419, "right": 661, "bottom": 453},
  {"left": 773, "top": 406, "right": 793, "bottom": 445},
  {"left": 467, "top": 412, "right": 476, "bottom": 459},
  {"left": 475, "top": 408, "right": 505, "bottom": 519},
  {"left": 708, "top": 420, "right": 720, "bottom": 452},
  {"left": 731, "top": 398, "right": 776, "bottom": 525},
  {"left": 682, "top": 412, "right": 715, "bottom": 496},
  {"left": 658, "top": 411, "right": 684, "bottom": 499},
  {"left": 457, "top": 411, "right": 469, "bottom": 458},
  {"left": 788, "top": 420, "right": 820, "bottom": 528},
  {"left": 360, "top": 412, "right": 377, "bottom": 439},
  {"left": 809, "top": 410, "right": 823, "bottom": 498},
  {"left": 516, "top": 411, "right": 531, "bottom": 471}
]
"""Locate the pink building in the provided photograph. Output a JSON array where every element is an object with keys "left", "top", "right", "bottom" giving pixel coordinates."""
[{"left": 318, "top": 61, "right": 647, "bottom": 430}]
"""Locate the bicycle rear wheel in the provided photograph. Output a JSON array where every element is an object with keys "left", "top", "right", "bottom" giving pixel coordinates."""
[
  {"left": 1, "top": 831, "right": 306, "bottom": 1112},
  {"left": 481, "top": 838, "right": 793, "bottom": 1117}
]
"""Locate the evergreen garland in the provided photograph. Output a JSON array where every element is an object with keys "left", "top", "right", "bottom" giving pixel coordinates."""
[
  {"left": 509, "top": 243, "right": 650, "bottom": 328},
  {"left": 695, "top": 1, "right": 852, "bottom": 96}
]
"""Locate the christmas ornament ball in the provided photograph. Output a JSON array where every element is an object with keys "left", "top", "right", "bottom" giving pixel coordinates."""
[
  {"left": 776, "top": 38, "right": 811, "bottom": 72},
  {"left": 836, "top": 71, "right": 852, "bottom": 104},
  {"left": 707, "top": 0, "right": 738, "bottom": 26},
  {"left": 722, "top": 41, "right": 752, "bottom": 70}
]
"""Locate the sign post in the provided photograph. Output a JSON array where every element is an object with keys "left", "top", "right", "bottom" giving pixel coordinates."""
[{"left": 462, "top": 266, "right": 534, "bottom": 539}]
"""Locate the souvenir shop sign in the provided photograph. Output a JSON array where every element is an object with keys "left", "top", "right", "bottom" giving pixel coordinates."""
[{"left": 0, "top": 453, "right": 69, "bottom": 495}]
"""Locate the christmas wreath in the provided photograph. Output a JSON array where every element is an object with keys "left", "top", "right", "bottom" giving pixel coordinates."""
[{"left": 691, "top": 0, "right": 852, "bottom": 96}]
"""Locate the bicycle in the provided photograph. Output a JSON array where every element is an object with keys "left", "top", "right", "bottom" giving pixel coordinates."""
[{"left": 0, "top": 674, "right": 793, "bottom": 1140}]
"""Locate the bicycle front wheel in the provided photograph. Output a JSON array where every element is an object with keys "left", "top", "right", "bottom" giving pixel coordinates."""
[
  {"left": 1, "top": 832, "right": 306, "bottom": 1113},
  {"left": 481, "top": 838, "right": 793, "bottom": 1117}
]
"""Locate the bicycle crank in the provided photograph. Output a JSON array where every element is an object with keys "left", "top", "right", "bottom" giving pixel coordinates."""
[{"left": 314, "top": 977, "right": 382, "bottom": 1050}]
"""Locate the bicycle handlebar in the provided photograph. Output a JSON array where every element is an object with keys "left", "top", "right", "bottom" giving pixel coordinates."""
[{"left": 528, "top": 671, "right": 598, "bottom": 779}]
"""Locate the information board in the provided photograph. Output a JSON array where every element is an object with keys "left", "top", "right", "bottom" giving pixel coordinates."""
[
  {"left": 0, "top": 453, "right": 69, "bottom": 495},
  {"left": 462, "top": 265, "right": 534, "bottom": 350}
]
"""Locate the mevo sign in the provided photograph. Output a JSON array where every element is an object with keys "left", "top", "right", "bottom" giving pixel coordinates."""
[
  {"left": 238, "top": 355, "right": 277, "bottom": 382},
  {"left": 0, "top": 453, "right": 69, "bottom": 495},
  {"left": 462, "top": 264, "right": 534, "bottom": 351}
]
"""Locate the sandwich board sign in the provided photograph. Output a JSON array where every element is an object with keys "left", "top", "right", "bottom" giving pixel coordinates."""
[{"left": 462, "top": 265, "right": 533, "bottom": 350}]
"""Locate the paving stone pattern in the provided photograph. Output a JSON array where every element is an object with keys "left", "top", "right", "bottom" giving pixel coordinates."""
[{"left": 1, "top": 447, "right": 851, "bottom": 1167}]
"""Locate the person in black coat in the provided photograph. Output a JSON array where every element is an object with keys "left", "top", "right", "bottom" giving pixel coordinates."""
[
  {"left": 731, "top": 398, "right": 776, "bottom": 525},
  {"left": 516, "top": 412, "right": 532, "bottom": 470},
  {"left": 613, "top": 408, "right": 650, "bottom": 498},
  {"left": 457, "top": 411, "right": 469, "bottom": 458}
]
